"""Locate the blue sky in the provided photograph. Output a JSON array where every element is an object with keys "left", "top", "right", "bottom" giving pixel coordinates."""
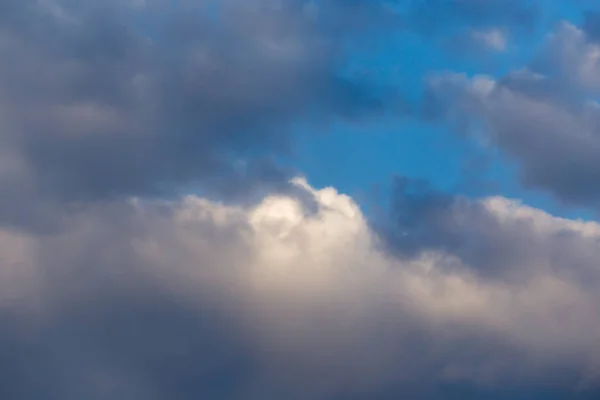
[
  {"left": 294, "top": 1, "right": 597, "bottom": 220},
  {"left": 3, "top": 1, "right": 600, "bottom": 399}
]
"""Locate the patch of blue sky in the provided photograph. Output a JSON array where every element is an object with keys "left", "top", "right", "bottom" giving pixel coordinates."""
[{"left": 294, "top": 1, "right": 597, "bottom": 220}]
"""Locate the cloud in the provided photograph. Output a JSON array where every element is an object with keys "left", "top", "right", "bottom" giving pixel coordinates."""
[
  {"left": 1, "top": 2, "right": 599, "bottom": 399},
  {"left": 462, "top": 28, "right": 508, "bottom": 52},
  {"left": 0, "top": 0, "right": 396, "bottom": 230},
  {"left": 402, "top": 0, "right": 537, "bottom": 55},
  {"left": 379, "top": 177, "right": 600, "bottom": 284},
  {"left": 1, "top": 178, "right": 600, "bottom": 399},
  {"left": 423, "top": 22, "right": 600, "bottom": 207}
]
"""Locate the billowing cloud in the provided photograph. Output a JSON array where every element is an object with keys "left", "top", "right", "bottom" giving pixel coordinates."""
[
  {"left": 1, "top": 2, "right": 600, "bottom": 399},
  {"left": 0, "top": 0, "right": 397, "bottom": 230},
  {"left": 423, "top": 21, "right": 600, "bottom": 208},
  {"left": 1, "top": 179, "right": 599, "bottom": 399}
]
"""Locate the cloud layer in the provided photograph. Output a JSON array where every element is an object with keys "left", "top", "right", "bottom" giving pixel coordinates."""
[
  {"left": 0, "top": 0, "right": 395, "bottom": 230},
  {"left": 0, "top": 179, "right": 599, "bottom": 399},
  {"left": 2, "top": 1, "right": 600, "bottom": 399}
]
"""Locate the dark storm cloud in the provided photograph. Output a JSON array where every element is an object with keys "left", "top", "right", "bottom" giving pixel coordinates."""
[{"left": 0, "top": 0, "right": 394, "bottom": 229}]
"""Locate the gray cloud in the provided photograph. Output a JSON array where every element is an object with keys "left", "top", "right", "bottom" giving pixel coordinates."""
[
  {"left": 423, "top": 22, "right": 600, "bottom": 208},
  {"left": 378, "top": 177, "right": 600, "bottom": 286},
  {"left": 0, "top": 0, "right": 395, "bottom": 230},
  {"left": 2, "top": 2, "right": 600, "bottom": 400},
  {"left": 0, "top": 182, "right": 599, "bottom": 399}
]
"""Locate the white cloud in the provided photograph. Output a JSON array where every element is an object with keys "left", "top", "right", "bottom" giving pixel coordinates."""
[
  {"left": 2, "top": 179, "right": 600, "bottom": 397},
  {"left": 543, "top": 22, "right": 600, "bottom": 91}
]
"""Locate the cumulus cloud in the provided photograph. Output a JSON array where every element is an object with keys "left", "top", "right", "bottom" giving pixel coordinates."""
[
  {"left": 2, "top": 2, "right": 600, "bottom": 399},
  {"left": 379, "top": 177, "right": 600, "bottom": 286},
  {"left": 1, "top": 178, "right": 599, "bottom": 399},
  {"left": 0, "top": 0, "right": 397, "bottom": 230},
  {"left": 423, "top": 21, "right": 600, "bottom": 208}
]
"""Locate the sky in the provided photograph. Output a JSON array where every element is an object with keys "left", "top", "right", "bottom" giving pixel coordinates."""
[{"left": 3, "top": 0, "right": 600, "bottom": 399}]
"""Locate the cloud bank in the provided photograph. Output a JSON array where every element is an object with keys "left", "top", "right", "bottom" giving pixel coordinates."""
[
  {"left": 0, "top": 0, "right": 394, "bottom": 230},
  {"left": 0, "top": 179, "right": 599, "bottom": 399},
  {"left": 1, "top": 1, "right": 600, "bottom": 399}
]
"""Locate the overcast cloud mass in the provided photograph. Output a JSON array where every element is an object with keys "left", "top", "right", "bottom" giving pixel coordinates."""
[{"left": 2, "top": 1, "right": 600, "bottom": 399}]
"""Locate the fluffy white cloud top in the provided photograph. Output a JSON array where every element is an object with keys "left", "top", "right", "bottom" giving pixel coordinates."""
[{"left": 1, "top": 178, "right": 599, "bottom": 399}]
